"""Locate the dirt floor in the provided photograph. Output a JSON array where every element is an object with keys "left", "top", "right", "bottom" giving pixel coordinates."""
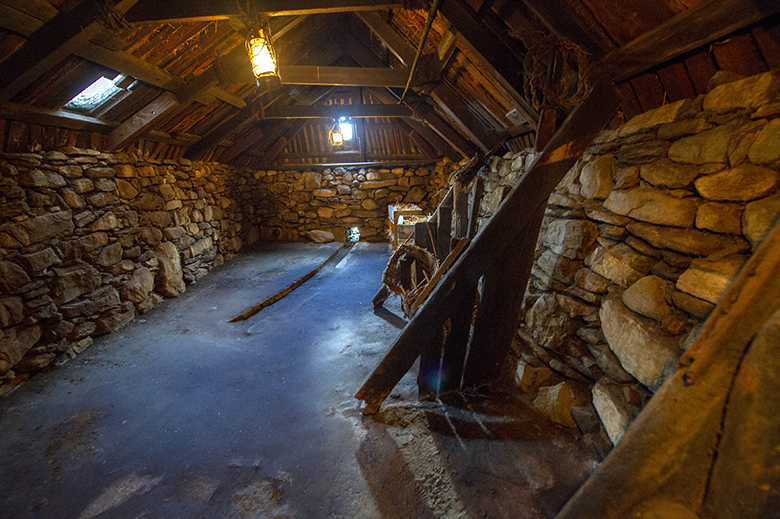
[{"left": 0, "top": 242, "right": 599, "bottom": 518}]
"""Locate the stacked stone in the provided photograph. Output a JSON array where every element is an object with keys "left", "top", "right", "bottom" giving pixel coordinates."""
[
  {"left": 0, "top": 149, "right": 245, "bottom": 394},
  {"left": 481, "top": 71, "right": 780, "bottom": 447},
  {"left": 229, "top": 162, "right": 451, "bottom": 242}
]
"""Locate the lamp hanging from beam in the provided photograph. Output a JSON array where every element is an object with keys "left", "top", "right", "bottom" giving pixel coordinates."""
[
  {"left": 328, "top": 120, "right": 344, "bottom": 147},
  {"left": 246, "top": 17, "right": 281, "bottom": 90}
]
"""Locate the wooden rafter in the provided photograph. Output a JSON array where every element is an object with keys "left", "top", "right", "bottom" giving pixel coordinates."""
[
  {"left": 259, "top": 119, "right": 309, "bottom": 167},
  {"left": 599, "top": 0, "right": 780, "bottom": 82},
  {"left": 438, "top": 0, "right": 539, "bottom": 127},
  {"left": 277, "top": 66, "right": 409, "bottom": 87},
  {"left": 260, "top": 103, "right": 411, "bottom": 119},
  {"left": 125, "top": 0, "right": 403, "bottom": 23},
  {"left": 0, "top": 0, "right": 142, "bottom": 103},
  {"left": 105, "top": 92, "right": 180, "bottom": 151},
  {"left": 0, "top": 101, "right": 116, "bottom": 133}
]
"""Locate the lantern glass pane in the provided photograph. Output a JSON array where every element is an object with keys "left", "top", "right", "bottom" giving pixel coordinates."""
[{"left": 248, "top": 30, "right": 277, "bottom": 78}]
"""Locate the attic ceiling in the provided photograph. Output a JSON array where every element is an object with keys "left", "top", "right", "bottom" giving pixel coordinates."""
[{"left": 0, "top": 0, "right": 779, "bottom": 168}]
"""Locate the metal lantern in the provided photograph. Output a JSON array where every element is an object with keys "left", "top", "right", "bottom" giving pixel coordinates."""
[
  {"left": 246, "top": 23, "right": 281, "bottom": 90},
  {"left": 328, "top": 121, "right": 344, "bottom": 147}
]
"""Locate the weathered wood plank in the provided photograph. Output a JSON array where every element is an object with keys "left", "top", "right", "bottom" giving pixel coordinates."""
[
  {"left": 278, "top": 65, "right": 409, "bottom": 87},
  {"left": 126, "top": 0, "right": 403, "bottom": 23},
  {"left": 105, "top": 92, "right": 180, "bottom": 151},
  {"left": 261, "top": 103, "right": 411, "bottom": 119},
  {"left": 463, "top": 204, "right": 545, "bottom": 388},
  {"left": 600, "top": 0, "right": 780, "bottom": 82},
  {"left": 355, "top": 76, "right": 619, "bottom": 413},
  {"left": 0, "top": 101, "right": 116, "bottom": 133}
]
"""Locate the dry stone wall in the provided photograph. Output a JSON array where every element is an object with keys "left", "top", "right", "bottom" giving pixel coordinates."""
[
  {"left": 0, "top": 151, "right": 249, "bottom": 394},
  {"left": 481, "top": 71, "right": 780, "bottom": 447},
  {"left": 233, "top": 163, "right": 450, "bottom": 243},
  {"left": 0, "top": 150, "right": 448, "bottom": 394}
]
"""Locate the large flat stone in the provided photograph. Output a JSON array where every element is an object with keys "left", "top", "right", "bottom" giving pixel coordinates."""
[
  {"left": 0, "top": 325, "right": 42, "bottom": 373},
  {"left": 748, "top": 118, "right": 780, "bottom": 165},
  {"left": 668, "top": 122, "right": 738, "bottom": 164},
  {"left": 600, "top": 294, "right": 682, "bottom": 391},
  {"left": 626, "top": 222, "right": 750, "bottom": 256},
  {"left": 619, "top": 100, "right": 692, "bottom": 137},
  {"left": 676, "top": 255, "right": 746, "bottom": 304},
  {"left": 60, "top": 286, "right": 121, "bottom": 318},
  {"left": 604, "top": 188, "right": 698, "bottom": 227},
  {"left": 743, "top": 193, "right": 780, "bottom": 247},
  {"left": 585, "top": 243, "right": 656, "bottom": 288},
  {"left": 17, "top": 248, "right": 59, "bottom": 273},
  {"left": 541, "top": 219, "right": 599, "bottom": 260},
  {"left": 537, "top": 249, "right": 583, "bottom": 284},
  {"left": 53, "top": 262, "right": 102, "bottom": 305},
  {"left": 703, "top": 70, "right": 780, "bottom": 113},
  {"left": 5, "top": 210, "right": 74, "bottom": 246},
  {"left": 694, "top": 164, "right": 779, "bottom": 201},
  {"left": 639, "top": 160, "right": 699, "bottom": 189},
  {"left": 695, "top": 202, "right": 743, "bottom": 234}
]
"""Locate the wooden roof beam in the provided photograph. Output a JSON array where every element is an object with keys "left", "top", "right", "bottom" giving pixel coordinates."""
[
  {"left": 105, "top": 92, "right": 180, "bottom": 151},
  {"left": 261, "top": 103, "right": 411, "bottom": 119},
  {"left": 600, "top": 0, "right": 780, "bottom": 82},
  {"left": 125, "top": 0, "right": 403, "bottom": 23},
  {"left": 277, "top": 65, "right": 409, "bottom": 87},
  {"left": 0, "top": 101, "right": 116, "bottom": 133},
  {"left": 438, "top": 0, "right": 539, "bottom": 128},
  {"left": 355, "top": 11, "right": 416, "bottom": 66},
  {"left": 0, "top": 0, "right": 142, "bottom": 103},
  {"left": 259, "top": 119, "right": 309, "bottom": 167}
]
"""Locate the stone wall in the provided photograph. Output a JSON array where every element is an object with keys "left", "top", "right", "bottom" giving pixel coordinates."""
[
  {"left": 0, "top": 149, "right": 251, "bottom": 394},
  {"left": 235, "top": 163, "right": 451, "bottom": 243},
  {"left": 482, "top": 71, "right": 780, "bottom": 447},
  {"left": 0, "top": 149, "right": 449, "bottom": 394}
]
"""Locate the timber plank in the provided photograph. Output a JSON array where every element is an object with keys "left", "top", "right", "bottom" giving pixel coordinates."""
[
  {"left": 711, "top": 33, "right": 764, "bottom": 77},
  {"left": 355, "top": 76, "right": 619, "bottom": 414},
  {"left": 656, "top": 62, "right": 697, "bottom": 103},
  {"left": 684, "top": 52, "right": 718, "bottom": 95}
]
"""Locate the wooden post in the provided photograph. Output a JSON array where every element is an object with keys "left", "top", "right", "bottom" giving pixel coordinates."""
[
  {"left": 355, "top": 76, "right": 619, "bottom": 413},
  {"left": 467, "top": 176, "right": 484, "bottom": 239},
  {"left": 452, "top": 182, "right": 469, "bottom": 239},
  {"left": 437, "top": 203, "right": 453, "bottom": 261},
  {"left": 463, "top": 204, "right": 546, "bottom": 387}
]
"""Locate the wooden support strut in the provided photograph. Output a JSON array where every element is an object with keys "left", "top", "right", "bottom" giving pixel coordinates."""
[{"left": 355, "top": 75, "right": 619, "bottom": 414}]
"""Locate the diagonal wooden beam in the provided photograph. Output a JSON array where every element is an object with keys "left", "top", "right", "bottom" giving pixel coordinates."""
[
  {"left": 0, "top": 0, "right": 142, "bottom": 103},
  {"left": 259, "top": 119, "right": 309, "bottom": 167},
  {"left": 599, "top": 0, "right": 780, "bottom": 82},
  {"left": 219, "top": 123, "right": 266, "bottom": 164},
  {"left": 125, "top": 0, "right": 402, "bottom": 23},
  {"left": 355, "top": 10, "right": 416, "bottom": 66},
  {"left": 105, "top": 92, "right": 180, "bottom": 151},
  {"left": 0, "top": 101, "right": 116, "bottom": 133},
  {"left": 429, "top": 83, "right": 495, "bottom": 152},
  {"left": 355, "top": 76, "right": 619, "bottom": 414},
  {"left": 438, "top": 0, "right": 538, "bottom": 127}
]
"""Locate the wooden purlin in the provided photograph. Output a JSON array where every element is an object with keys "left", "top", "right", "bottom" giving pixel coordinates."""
[{"left": 355, "top": 76, "right": 620, "bottom": 414}]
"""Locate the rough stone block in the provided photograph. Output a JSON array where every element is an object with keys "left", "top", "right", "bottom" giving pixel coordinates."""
[
  {"left": 0, "top": 297, "right": 24, "bottom": 328},
  {"left": 533, "top": 381, "right": 586, "bottom": 428},
  {"left": 639, "top": 160, "right": 699, "bottom": 189},
  {"left": 626, "top": 222, "right": 749, "bottom": 256},
  {"left": 600, "top": 294, "right": 682, "bottom": 391},
  {"left": 743, "top": 193, "right": 780, "bottom": 247},
  {"left": 579, "top": 154, "right": 615, "bottom": 199},
  {"left": 585, "top": 244, "right": 655, "bottom": 288},
  {"left": 0, "top": 325, "right": 42, "bottom": 373},
  {"left": 604, "top": 188, "right": 698, "bottom": 227},
  {"left": 695, "top": 202, "right": 743, "bottom": 234},
  {"left": 676, "top": 255, "right": 746, "bottom": 304},
  {"left": 748, "top": 118, "right": 780, "bottom": 165},
  {"left": 0, "top": 261, "right": 30, "bottom": 293},
  {"left": 592, "top": 378, "right": 639, "bottom": 445},
  {"left": 703, "top": 70, "right": 780, "bottom": 113},
  {"left": 155, "top": 241, "right": 185, "bottom": 297},
  {"left": 694, "top": 164, "right": 778, "bottom": 201},
  {"left": 541, "top": 219, "right": 599, "bottom": 260},
  {"left": 668, "top": 122, "right": 738, "bottom": 164},
  {"left": 622, "top": 275, "right": 673, "bottom": 322},
  {"left": 6, "top": 210, "right": 74, "bottom": 246}
]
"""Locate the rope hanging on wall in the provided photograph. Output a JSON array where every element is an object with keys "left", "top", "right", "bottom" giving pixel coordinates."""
[{"left": 511, "top": 27, "right": 592, "bottom": 111}]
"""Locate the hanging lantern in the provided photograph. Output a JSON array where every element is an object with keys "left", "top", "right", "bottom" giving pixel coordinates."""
[
  {"left": 246, "top": 21, "right": 281, "bottom": 90},
  {"left": 328, "top": 121, "right": 344, "bottom": 147}
]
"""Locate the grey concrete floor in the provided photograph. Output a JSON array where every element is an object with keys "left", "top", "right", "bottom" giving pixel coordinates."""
[{"left": 0, "top": 242, "right": 598, "bottom": 519}]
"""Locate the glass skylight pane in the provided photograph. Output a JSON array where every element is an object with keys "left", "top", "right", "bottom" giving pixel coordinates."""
[
  {"left": 340, "top": 121, "right": 353, "bottom": 141},
  {"left": 64, "top": 77, "right": 120, "bottom": 112}
]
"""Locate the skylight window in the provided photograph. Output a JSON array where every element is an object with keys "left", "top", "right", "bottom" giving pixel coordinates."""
[
  {"left": 339, "top": 117, "right": 354, "bottom": 141},
  {"left": 64, "top": 76, "right": 120, "bottom": 112}
]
